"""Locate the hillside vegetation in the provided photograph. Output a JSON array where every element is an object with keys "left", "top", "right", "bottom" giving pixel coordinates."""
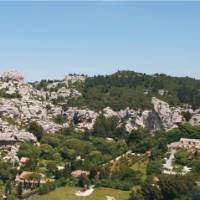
[{"left": 68, "top": 71, "right": 200, "bottom": 110}]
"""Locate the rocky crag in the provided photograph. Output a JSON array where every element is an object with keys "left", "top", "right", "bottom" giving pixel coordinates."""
[{"left": 0, "top": 69, "right": 199, "bottom": 161}]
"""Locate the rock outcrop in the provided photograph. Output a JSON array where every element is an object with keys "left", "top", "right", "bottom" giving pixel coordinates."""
[
  {"left": 0, "top": 70, "right": 24, "bottom": 83},
  {"left": 64, "top": 107, "right": 99, "bottom": 130},
  {"left": 142, "top": 110, "right": 162, "bottom": 130},
  {"left": 1, "top": 70, "right": 199, "bottom": 134},
  {"left": 64, "top": 74, "right": 86, "bottom": 87},
  {"left": 103, "top": 107, "right": 119, "bottom": 118},
  {"left": 190, "top": 114, "right": 200, "bottom": 126},
  {"left": 36, "top": 120, "right": 63, "bottom": 133},
  {"left": 152, "top": 97, "right": 183, "bottom": 130},
  {"left": 0, "top": 119, "right": 37, "bottom": 143}
]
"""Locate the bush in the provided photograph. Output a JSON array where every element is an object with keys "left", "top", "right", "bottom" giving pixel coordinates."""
[
  {"left": 38, "top": 182, "right": 56, "bottom": 195},
  {"left": 54, "top": 114, "right": 66, "bottom": 125},
  {"left": 181, "top": 111, "right": 192, "bottom": 122},
  {"left": 28, "top": 121, "right": 44, "bottom": 141}
]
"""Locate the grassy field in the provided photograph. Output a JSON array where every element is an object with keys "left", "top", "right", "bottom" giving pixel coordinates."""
[{"left": 32, "top": 186, "right": 130, "bottom": 200}]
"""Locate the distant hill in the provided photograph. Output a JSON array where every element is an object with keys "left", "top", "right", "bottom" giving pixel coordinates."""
[{"left": 67, "top": 70, "right": 200, "bottom": 111}]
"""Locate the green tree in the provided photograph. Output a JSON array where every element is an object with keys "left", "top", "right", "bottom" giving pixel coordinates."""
[
  {"left": 78, "top": 174, "right": 90, "bottom": 188},
  {"left": 28, "top": 121, "right": 44, "bottom": 141},
  {"left": 0, "top": 162, "right": 10, "bottom": 182},
  {"left": 181, "top": 111, "right": 192, "bottom": 122},
  {"left": 54, "top": 114, "right": 66, "bottom": 124},
  {"left": 93, "top": 115, "right": 119, "bottom": 137},
  {"left": 17, "top": 182, "right": 23, "bottom": 198},
  {"left": 147, "top": 160, "right": 162, "bottom": 175},
  {"left": 46, "top": 161, "right": 57, "bottom": 177},
  {"left": 5, "top": 181, "right": 12, "bottom": 196},
  {"left": 129, "top": 190, "right": 145, "bottom": 200},
  {"left": 18, "top": 142, "right": 40, "bottom": 159},
  {"left": 39, "top": 144, "right": 55, "bottom": 160},
  {"left": 63, "top": 163, "right": 71, "bottom": 177}
]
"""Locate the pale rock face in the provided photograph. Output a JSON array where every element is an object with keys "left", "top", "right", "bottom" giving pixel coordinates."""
[
  {"left": 125, "top": 118, "right": 140, "bottom": 133},
  {"left": 100, "top": 107, "right": 163, "bottom": 132},
  {"left": 158, "top": 89, "right": 168, "bottom": 96},
  {"left": 2, "top": 145, "right": 20, "bottom": 162},
  {"left": 0, "top": 70, "right": 63, "bottom": 130},
  {"left": 0, "top": 118, "right": 36, "bottom": 162},
  {"left": 0, "top": 70, "right": 85, "bottom": 161},
  {"left": 47, "top": 82, "right": 60, "bottom": 89},
  {"left": 36, "top": 120, "right": 63, "bottom": 133},
  {"left": 49, "top": 91, "right": 58, "bottom": 100},
  {"left": 194, "top": 109, "right": 200, "bottom": 115},
  {"left": 56, "top": 87, "right": 82, "bottom": 99},
  {"left": 48, "top": 87, "right": 81, "bottom": 100},
  {"left": 0, "top": 98, "right": 62, "bottom": 122},
  {"left": 125, "top": 118, "right": 137, "bottom": 133},
  {"left": 57, "top": 87, "right": 71, "bottom": 98},
  {"left": 135, "top": 115, "right": 145, "bottom": 128},
  {"left": 0, "top": 70, "right": 24, "bottom": 83},
  {"left": 71, "top": 89, "right": 82, "bottom": 98},
  {"left": 64, "top": 74, "right": 86, "bottom": 87},
  {"left": 103, "top": 107, "right": 118, "bottom": 118},
  {"left": 1, "top": 69, "right": 200, "bottom": 160},
  {"left": 50, "top": 106, "right": 62, "bottom": 118},
  {"left": 122, "top": 109, "right": 140, "bottom": 132},
  {"left": 13, "top": 131, "right": 37, "bottom": 142},
  {"left": 121, "top": 108, "right": 138, "bottom": 119},
  {"left": 0, "top": 70, "right": 46, "bottom": 102},
  {"left": 118, "top": 109, "right": 129, "bottom": 119},
  {"left": 123, "top": 110, "right": 163, "bottom": 132},
  {"left": 0, "top": 99, "right": 20, "bottom": 118},
  {"left": 64, "top": 107, "right": 99, "bottom": 130},
  {"left": 0, "top": 119, "right": 37, "bottom": 143},
  {"left": 142, "top": 110, "right": 162, "bottom": 130},
  {"left": 190, "top": 114, "right": 200, "bottom": 126},
  {"left": 20, "top": 99, "right": 46, "bottom": 120},
  {"left": 152, "top": 97, "right": 183, "bottom": 130},
  {"left": 171, "top": 108, "right": 183, "bottom": 123}
]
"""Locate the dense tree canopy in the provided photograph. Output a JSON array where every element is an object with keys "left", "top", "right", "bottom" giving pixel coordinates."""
[
  {"left": 67, "top": 71, "right": 200, "bottom": 110},
  {"left": 28, "top": 121, "right": 44, "bottom": 141}
]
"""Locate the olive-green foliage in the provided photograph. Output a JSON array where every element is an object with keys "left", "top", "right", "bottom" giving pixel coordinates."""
[
  {"left": 130, "top": 174, "right": 198, "bottom": 200},
  {"left": 175, "top": 149, "right": 200, "bottom": 173},
  {"left": 78, "top": 174, "right": 90, "bottom": 188},
  {"left": 0, "top": 162, "right": 15, "bottom": 182},
  {"left": 67, "top": 71, "right": 200, "bottom": 110},
  {"left": 33, "top": 80, "right": 66, "bottom": 92},
  {"left": 181, "top": 111, "right": 192, "bottom": 122},
  {"left": 93, "top": 115, "right": 119, "bottom": 138},
  {"left": 54, "top": 114, "right": 66, "bottom": 125},
  {"left": 0, "top": 89, "right": 22, "bottom": 99},
  {"left": 128, "top": 128, "right": 152, "bottom": 153},
  {"left": 18, "top": 142, "right": 40, "bottom": 159},
  {"left": 101, "top": 165, "right": 142, "bottom": 191},
  {"left": 18, "top": 126, "right": 128, "bottom": 173},
  {"left": 28, "top": 121, "right": 44, "bottom": 141},
  {"left": 3, "top": 120, "right": 200, "bottom": 198},
  {"left": 40, "top": 144, "right": 56, "bottom": 160},
  {"left": 166, "top": 123, "right": 200, "bottom": 143},
  {"left": 175, "top": 149, "right": 191, "bottom": 166},
  {"left": 146, "top": 159, "right": 162, "bottom": 176},
  {"left": 17, "top": 182, "right": 23, "bottom": 197}
]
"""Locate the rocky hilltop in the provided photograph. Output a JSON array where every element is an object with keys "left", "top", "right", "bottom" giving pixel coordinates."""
[{"left": 0, "top": 69, "right": 200, "bottom": 161}]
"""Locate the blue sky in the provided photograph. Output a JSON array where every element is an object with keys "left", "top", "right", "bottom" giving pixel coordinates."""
[{"left": 0, "top": 2, "right": 200, "bottom": 81}]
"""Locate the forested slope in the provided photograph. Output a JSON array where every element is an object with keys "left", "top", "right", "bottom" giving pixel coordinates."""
[{"left": 67, "top": 71, "right": 200, "bottom": 111}]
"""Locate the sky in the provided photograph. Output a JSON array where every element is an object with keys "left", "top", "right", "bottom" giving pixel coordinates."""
[{"left": 0, "top": 2, "right": 200, "bottom": 81}]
